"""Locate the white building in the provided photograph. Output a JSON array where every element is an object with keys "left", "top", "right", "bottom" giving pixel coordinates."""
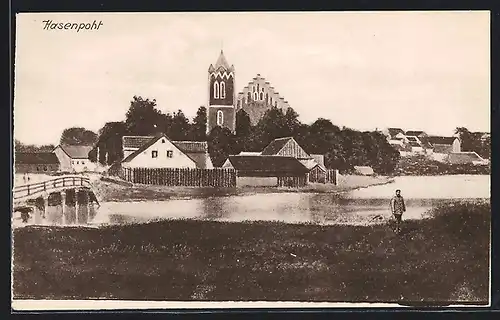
[{"left": 53, "top": 145, "right": 96, "bottom": 172}]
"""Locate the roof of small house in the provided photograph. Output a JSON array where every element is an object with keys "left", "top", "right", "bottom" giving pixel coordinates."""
[
  {"left": 123, "top": 136, "right": 154, "bottom": 149},
  {"left": 354, "top": 166, "right": 374, "bottom": 175},
  {"left": 15, "top": 152, "right": 60, "bottom": 165},
  {"left": 226, "top": 155, "right": 309, "bottom": 174},
  {"left": 57, "top": 145, "right": 93, "bottom": 159},
  {"left": 427, "top": 136, "right": 457, "bottom": 145},
  {"left": 405, "top": 130, "right": 426, "bottom": 137},
  {"left": 387, "top": 128, "right": 405, "bottom": 137},
  {"left": 433, "top": 144, "right": 452, "bottom": 154},
  {"left": 448, "top": 152, "right": 484, "bottom": 164},
  {"left": 310, "top": 154, "right": 325, "bottom": 168},
  {"left": 121, "top": 134, "right": 209, "bottom": 168},
  {"left": 172, "top": 141, "right": 208, "bottom": 153},
  {"left": 260, "top": 137, "right": 297, "bottom": 156}
]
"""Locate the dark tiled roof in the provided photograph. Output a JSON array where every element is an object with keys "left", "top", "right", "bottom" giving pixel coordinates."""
[
  {"left": 226, "top": 155, "right": 309, "bottom": 174},
  {"left": 406, "top": 136, "right": 419, "bottom": 142},
  {"left": 58, "top": 145, "right": 93, "bottom": 159},
  {"left": 427, "top": 136, "right": 457, "bottom": 145},
  {"left": 405, "top": 130, "right": 426, "bottom": 136},
  {"left": 388, "top": 128, "right": 404, "bottom": 137},
  {"left": 260, "top": 137, "right": 293, "bottom": 155},
  {"left": 123, "top": 136, "right": 154, "bottom": 149},
  {"left": 15, "top": 152, "right": 60, "bottom": 165},
  {"left": 433, "top": 144, "right": 452, "bottom": 154},
  {"left": 172, "top": 141, "right": 208, "bottom": 153}
]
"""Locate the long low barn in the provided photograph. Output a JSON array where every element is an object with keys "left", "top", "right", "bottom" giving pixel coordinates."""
[
  {"left": 15, "top": 152, "right": 60, "bottom": 173},
  {"left": 222, "top": 155, "right": 309, "bottom": 187}
]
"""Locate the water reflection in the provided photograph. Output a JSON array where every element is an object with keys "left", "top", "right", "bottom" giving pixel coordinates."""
[
  {"left": 91, "top": 175, "right": 489, "bottom": 227},
  {"left": 95, "top": 193, "right": 436, "bottom": 227}
]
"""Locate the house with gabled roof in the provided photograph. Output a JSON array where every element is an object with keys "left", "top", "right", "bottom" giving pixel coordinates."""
[
  {"left": 53, "top": 144, "right": 95, "bottom": 172},
  {"left": 121, "top": 134, "right": 213, "bottom": 169},
  {"left": 15, "top": 152, "right": 60, "bottom": 174},
  {"left": 223, "top": 136, "right": 331, "bottom": 186}
]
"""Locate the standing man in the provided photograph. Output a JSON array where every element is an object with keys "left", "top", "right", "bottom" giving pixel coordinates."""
[{"left": 390, "top": 189, "right": 406, "bottom": 234}]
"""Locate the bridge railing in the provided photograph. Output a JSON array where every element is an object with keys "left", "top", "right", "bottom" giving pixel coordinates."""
[{"left": 13, "top": 175, "right": 93, "bottom": 201}]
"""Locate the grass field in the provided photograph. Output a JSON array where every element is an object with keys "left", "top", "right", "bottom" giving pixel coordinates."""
[{"left": 12, "top": 201, "right": 489, "bottom": 304}]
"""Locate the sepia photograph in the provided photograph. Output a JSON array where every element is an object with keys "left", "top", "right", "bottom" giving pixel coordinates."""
[{"left": 11, "top": 11, "right": 491, "bottom": 310}]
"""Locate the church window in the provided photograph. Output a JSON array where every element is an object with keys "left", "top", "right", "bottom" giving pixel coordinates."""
[
  {"left": 270, "top": 97, "right": 273, "bottom": 105},
  {"left": 254, "top": 92, "right": 258, "bottom": 100},
  {"left": 217, "top": 110, "right": 224, "bottom": 126},
  {"left": 257, "top": 84, "right": 260, "bottom": 92},
  {"left": 247, "top": 92, "right": 251, "bottom": 101},
  {"left": 253, "top": 86, "right": 256, "bottom": 92},
  {"left": 260, "top": 92, "right": 264, "bottom": 100},
  {"left": 220, "top": 81, "right": 226, "bottom": 99},
  {"left": 275, "top": 101, "right": 278, "bottom": 107},
  {"left": 213, "top": 82, "right": 220, "bottom": 99},
  {"left": 266, "top": 93, "right": 269, "bottom": 103}
]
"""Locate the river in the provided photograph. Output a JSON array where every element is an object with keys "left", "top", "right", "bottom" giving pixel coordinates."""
[{"left": 92, "top": 175, "right": 490, "bottom": 227}]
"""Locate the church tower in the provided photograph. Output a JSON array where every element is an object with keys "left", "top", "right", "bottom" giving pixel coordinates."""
[{"left": 206, "top": 50, "right": 236, "bottom": 135}]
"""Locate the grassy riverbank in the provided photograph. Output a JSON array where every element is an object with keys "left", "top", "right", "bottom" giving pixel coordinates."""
[
  {"left": 12, "top": 201, "right": 489, "bottom": 303},
  {"left": 94, "top": 175, "right": 393, "bottom": 202}
]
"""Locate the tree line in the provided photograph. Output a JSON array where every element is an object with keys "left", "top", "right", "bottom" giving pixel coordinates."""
[{"left": 91, "top": 95, "right": 401, "bottom": 174}]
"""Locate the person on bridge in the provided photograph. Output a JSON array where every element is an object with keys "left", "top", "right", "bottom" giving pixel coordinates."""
[{"left": 390, "top": 189, "right": 406, "bottom": 234}]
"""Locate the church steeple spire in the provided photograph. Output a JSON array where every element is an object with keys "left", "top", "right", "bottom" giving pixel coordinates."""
[{"left": 215, "top": 49, "right": 231, "bottom": 70}]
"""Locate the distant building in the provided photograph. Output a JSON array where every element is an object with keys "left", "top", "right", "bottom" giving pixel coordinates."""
[
  {"left": 53, "top": 145, "right": 95, "bottom": 172},
  {"left": 236, "top": 74, "right": 290, "bottom": 126},
  {"left": 427, "top": 136, "right": 461, "bottom": 162},
  {"left": 15, "top": 152, "right": 60, "bottom": 173},
  {"left": 223, "top": 136, "right": 330, "bottom": 186},
  {"left": 404, "top": 130, "right": 428, "bottom": 138},
  {"left": 121, "top": 134, "right": 213, "bottom": 169},
  {"left": 222, "top": 155, "right": 309, "bottom": 187}
]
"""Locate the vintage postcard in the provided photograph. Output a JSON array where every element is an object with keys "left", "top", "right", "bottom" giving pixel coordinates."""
[{"left": 12, "top": 11, "right": 491, "bottom": 310}]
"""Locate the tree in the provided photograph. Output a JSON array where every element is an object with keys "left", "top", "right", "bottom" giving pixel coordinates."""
[
  {"left": 88, "top": 121, "right": 127, "bottom": 164},
  {"left": 236, "top": 109, "right": 252, "bottom": 138},
  {"left": 169, "top": 110, "right": 191, "bottom": 140},
  {"left": 125, "top": 96, "right": 163, "bottom": 136},
  {"left": 191, "top": 106, "right": 207, "bottom": 141},
  {"left": 15, "top": 140, "right": 55, "bottom": 153},
  {"left": 207, "top": 126, "right": 237, "bottom": 167},
  {"left": 60, "top": 127, "right": 97, "bottom": 146}
]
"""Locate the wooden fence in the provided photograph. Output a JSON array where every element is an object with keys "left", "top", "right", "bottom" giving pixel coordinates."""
[
  {"left": 120, "top": 167, "right": 236, "bottom": 188},
  {"left": 325, "top": 169, "right": 339, "bottom": 185},
  {"left": 277, "top": 176, "right": 308, "bottom": 188}
]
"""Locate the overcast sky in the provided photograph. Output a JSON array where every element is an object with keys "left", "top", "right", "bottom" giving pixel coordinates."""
[{"left": 14, "top": 11, "right": 490, "bottom": 145}]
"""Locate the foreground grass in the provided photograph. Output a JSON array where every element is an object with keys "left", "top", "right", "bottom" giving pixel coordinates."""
[
  {"left": 12, "top": 201, "right": 489, "bottom": 304},
  {"left": 95, "top": 175, "right": 392, "bottom": 202}
]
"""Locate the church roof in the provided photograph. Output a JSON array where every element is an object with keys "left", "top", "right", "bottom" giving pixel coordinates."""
[
  {"left": 209, "top": 50, "right": 234, "bottom": 72},
  {"left": 215, "top": 50, "right": 230, "bottom": 69}
]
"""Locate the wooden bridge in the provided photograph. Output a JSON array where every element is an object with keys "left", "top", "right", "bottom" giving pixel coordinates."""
[{"left": 12, "top": 175, "right": 101, "bottom": 226}]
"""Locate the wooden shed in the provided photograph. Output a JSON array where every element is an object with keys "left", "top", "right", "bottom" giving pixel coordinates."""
[{"left": 223, "top": 155, "right": 309, "bottom": 187}]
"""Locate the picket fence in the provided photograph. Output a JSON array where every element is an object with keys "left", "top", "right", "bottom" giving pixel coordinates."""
[{"left": 120, "top": 167, "right": 236, "bottom": 188}]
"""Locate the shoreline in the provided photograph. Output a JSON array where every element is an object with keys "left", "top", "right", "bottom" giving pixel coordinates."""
[{"left": 94, "top": 175, "right": 395, "bottom": 203}]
